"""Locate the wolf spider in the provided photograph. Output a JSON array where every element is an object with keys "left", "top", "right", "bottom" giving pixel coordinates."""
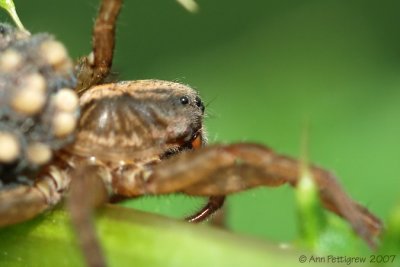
[{"left": 0, "top": 0, "right": 382, "bottom": 266}]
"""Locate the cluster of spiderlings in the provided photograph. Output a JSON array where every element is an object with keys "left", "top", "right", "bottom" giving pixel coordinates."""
[{"left": 0, "top": 23, "right": 79, "bottom": 186}]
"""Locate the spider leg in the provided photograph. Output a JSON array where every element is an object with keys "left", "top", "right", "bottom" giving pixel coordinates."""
[
  {"left": 0, "top": 166, "right": 68, "bottom": 227},
  {"left": 0, "top": 185, "right": 48, "bottom": 227},
  {"left": 68, "top": 165, "right": 109, "bottom": 267},
  {"left": 76, "top": 0, "right": 122, "bottom": 94},
  {"left": 185, "top": 196, "right": 225, "bottom": 223},
  {"left": 208, "top": 202, "right": 228, "bottom": 228},
  {"left": 114, "top": 143, "right": 381, "bottom": 248}
]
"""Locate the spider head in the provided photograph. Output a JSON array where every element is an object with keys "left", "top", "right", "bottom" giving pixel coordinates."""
[{"left": 72, "top": 80, "right": 206, "bottom": 161}]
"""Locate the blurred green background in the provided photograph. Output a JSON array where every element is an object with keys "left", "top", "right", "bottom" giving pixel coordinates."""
[{"left": 3, "top": 0, "right": 400, "bottom": 243}]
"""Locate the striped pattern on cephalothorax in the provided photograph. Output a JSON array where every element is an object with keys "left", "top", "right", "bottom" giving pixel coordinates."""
[{"left": 69, "top": 80, "right": 206, "bottom": 163}]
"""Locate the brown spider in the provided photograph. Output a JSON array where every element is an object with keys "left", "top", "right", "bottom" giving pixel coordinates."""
[{"left": 0, "top": 0, "right": 382, "bottom": 266}]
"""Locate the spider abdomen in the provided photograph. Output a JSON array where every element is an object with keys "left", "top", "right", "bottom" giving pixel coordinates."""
[{"left": 0, "top": 24, "right": 79, "bottom": 187}]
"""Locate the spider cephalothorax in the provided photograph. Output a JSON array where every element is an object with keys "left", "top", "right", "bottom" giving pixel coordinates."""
[
  {"left": 0, "top": 1, "right": 382, "bottom": 267},
  {"left": 72, "top": 80, "right": 206, "bottom": 163}
]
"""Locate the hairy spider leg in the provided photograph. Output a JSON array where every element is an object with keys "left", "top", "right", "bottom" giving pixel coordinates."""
[
  {"left": 68, "top": 164, "right": 109, "bottom": 267},
  {"left": 111, "top": 143, "right": 382, "bottom": 249},
  {"left": 0, "top": 165, "right": 69, "bottom": 227},
  {"left": 76, "top": 0, "right": 122, "bottom": 94},
  {"left": 0, "top": 185, "right": 47, "bottom": 227}
]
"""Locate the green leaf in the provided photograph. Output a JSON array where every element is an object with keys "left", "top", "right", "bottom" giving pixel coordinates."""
[
  {"left": 296, "top": 170, "right": 327, "bottom": 249},
  {"left": 0, "top": 205, "right": 330, "bottom": 267},
  {"left": 379, "top": 202, "right": 400, "bottom": 255},
  {"left": 176, "top": 0, "right": 199, "bottom": 13},
  {"left": 295, "top": 167, "right": 370, "bottom": 254},
  {"left": 0, "top": 0, "right": 26, "bottom": 31}
]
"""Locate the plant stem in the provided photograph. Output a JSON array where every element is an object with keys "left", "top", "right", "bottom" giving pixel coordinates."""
[
  {"left": 0, "top": 0, "right": 26, "bottom": 31},
  {"left": 0, "top": 204, "right": 330, "bottom": 267}
]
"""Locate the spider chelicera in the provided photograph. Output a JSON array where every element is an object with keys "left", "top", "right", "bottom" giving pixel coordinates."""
[{"left": 0, "top": 1, "right": 382, "bottom": 267}]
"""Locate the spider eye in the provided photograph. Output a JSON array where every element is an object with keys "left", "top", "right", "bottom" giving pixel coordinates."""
[
  {"left": 180, "top": 96, "right": 189, "bottom": 105},
  {"left": 194, "top": 96, "right": 205, "bottom": 113}
]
